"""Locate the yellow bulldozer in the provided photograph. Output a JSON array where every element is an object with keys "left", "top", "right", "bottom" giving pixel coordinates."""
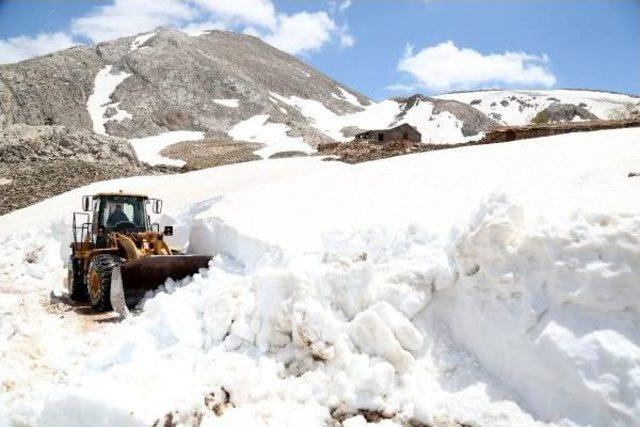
[{"left": 68, "top": 191, "right": 211, "bottom": 314}]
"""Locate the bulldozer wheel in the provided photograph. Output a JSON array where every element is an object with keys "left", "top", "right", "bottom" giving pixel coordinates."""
[
  {"left": 87, "top": 254, "right": 122, "bottom": 311},
  {"left": 67, "top": 256, "right": 87, "bottom": 302}
]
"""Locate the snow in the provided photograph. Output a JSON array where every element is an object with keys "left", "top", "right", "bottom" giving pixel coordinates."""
[
  {"left": 1, "top": 128, "right": 640, "bottom": 426},
  {"left": 86, "top": 65, "right": 132, "bottom": 135},
  {"left": 130, "top": 32, "right": 156, "bottom": 51},
  {"left": 437, "top": 89, "right": 640, "bottom": 125},
  {"left": 270, "top": 92, "right": 480, "bottom": 144},
  {"left": 212, "top": 99, "right": 239, "bottom": 108},
  {"left": 399, "top": 97, "right": 481, "bottom": 143},
  {"left": 228, "top": 114, "right": 315, "bottom": 159},
  {"left": 332, "top": 87, "right": 366, "bottom": 108},
  {"left": 129, "top": 130, "right": 205, "bottom": 167}
]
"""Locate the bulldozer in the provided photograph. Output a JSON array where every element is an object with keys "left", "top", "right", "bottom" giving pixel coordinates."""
[{"left": 68, "top": 191, "right": 211, "bottom": 314}]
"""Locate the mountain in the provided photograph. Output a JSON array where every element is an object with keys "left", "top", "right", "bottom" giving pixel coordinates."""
[
  {"left": 0, "top": 28, "right": 370, "bottom": 159},
  {"left": 435, "top": 89, "right": 640, "bottom": 126},
  {"left": 0, "top": 28, "right": 500, "bottom": 164},
  {"left": 1, "top": 28, "right": 638, "bottom": 167}
]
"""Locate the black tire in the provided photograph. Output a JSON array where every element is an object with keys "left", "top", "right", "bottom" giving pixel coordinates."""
[
  {"left": 67, "top": 256, "right": 87, "bottom": 301},
  {"left": 87, "top": 254, "right": 122, "bottom": 311}
]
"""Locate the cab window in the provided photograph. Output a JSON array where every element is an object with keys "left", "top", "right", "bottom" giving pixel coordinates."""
[{"left": 101, "top": 197, "right": 147, "bottom": 230}]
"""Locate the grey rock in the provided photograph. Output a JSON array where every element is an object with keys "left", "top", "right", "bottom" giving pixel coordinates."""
[
  {"left": 0, "top": 46, "right": 103, "bottom": 130},
  {"left": 0, "top": 124, "right": 140, "bottom": 165},
  {"left": 532, "top": 103, "right": 599, "bottom": 124},
  {"left": 395, "top": 95, "right": 499, "bottom": 137},
  {"left": 0, "top": 124, "right": 175, "bottom": 215}
]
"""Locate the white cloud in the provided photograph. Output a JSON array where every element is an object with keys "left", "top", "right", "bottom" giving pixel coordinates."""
[
  {"left": 339, "top": 0, "right": 353, "bottom": 11},
  {"left": 71, "top": 0, "right": 197, "bottom": 42},
  {"left": 1, "top": 0, "right": 351, "bottom": 64},
  {"left": 385, "top": 83, "right": 416, "bottom": 92},
  {"left": 69, "top": 0, "right": 347, "bottom": 56},
  {"left": 191, "top": 0, "right": 277, "bottom": 29},
  {"left": 397, "top": 41, "right": 556, "bottom": 92},
  {"left": 180, "top": 20, "right": 226, "bottom": 36},
  {"left": 0, "top": 32, "right": 77, "bottom": 64},
  {"left": 265, "top": 11, "right": 337, "bottom": 55},
  {"left": 328, "top": 0, "right": 352, "bottom": 13},
  {"left": 340, "top": 33, "right": 355, "bottom": 48}
]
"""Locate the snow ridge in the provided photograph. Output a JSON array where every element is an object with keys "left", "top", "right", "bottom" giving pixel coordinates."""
[
  {"left": 86, "top": 65, "right": 131, "bottom": 135},
  {"left": 129, "top": 130, "right": 205, "bottom": 167}
]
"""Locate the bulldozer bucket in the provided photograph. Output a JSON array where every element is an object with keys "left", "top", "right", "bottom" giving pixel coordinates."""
[{"left": 110, "top": 255, "right": 212, "bottom": 312}]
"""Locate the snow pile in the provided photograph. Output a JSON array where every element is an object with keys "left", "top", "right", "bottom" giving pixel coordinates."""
[
  {"left": 228, "top": 114, "right": 315, "bottom": 159},
  {"left": 270, "top": 92, "right": 481, "bottom": 144},
  {"left": 436, "top": 89, "right": 640, "bottom": 125},
  {"left": 33, "top": 194, "right": 640, "bottom": 426},
  {"left": 438, "top": 195, "right": 640, "bottom": 425},
  {"left": 213, "top": 99, "right": 240, "bottom": 108},
  {"left": 86, "top": 65, "right": 132, "bottom": 135},
  {"left": 129, "top": 130, "right": 205, "bottom": 167}
]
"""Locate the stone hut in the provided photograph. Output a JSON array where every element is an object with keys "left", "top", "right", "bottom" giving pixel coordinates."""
[{"left": 354, "top": 123, "right": 421, "bottom": 143}]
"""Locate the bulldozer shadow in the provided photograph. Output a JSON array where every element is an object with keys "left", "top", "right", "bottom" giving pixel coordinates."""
[{"left": 49, "top": 291, "right": 127, "bottom": 323}]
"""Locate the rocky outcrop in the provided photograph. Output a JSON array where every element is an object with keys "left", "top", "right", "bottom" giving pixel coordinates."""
[
  {"left": 0, "top": 46, "right": 103, "bottom": 130},
  {"left": 0, "top": 124, "right": 172, "bottom": 214},
  {"left": 0, "top": 124, "right": 139, "bottom": 165},
  {"left": 531, "top": 103, "right": 599, "bottom": 124},
  {"left": 395, "top": 94, "right": 499, "bottom": 136}
]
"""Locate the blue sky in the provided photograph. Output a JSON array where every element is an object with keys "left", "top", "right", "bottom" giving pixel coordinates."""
[{"left": 0, "top": 0, "right": 638, "bottom": 100}]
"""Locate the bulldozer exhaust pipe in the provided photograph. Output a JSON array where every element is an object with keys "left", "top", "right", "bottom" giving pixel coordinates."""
[{"left": 110, "top": 255, "right": 212, "bottom": 315}]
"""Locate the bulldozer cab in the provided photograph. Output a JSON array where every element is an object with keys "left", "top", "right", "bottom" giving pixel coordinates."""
[
  {"left": 96, "top": 195, "right": 149, "bottom": 233},
  {"left": 72, "top": 193, "right": 165, "bottom": 247}
]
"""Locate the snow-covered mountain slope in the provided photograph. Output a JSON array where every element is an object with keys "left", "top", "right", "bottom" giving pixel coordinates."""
[
  {"left": 268, "top": 93, "right": 497, "bottom": 146},
  {"left": 1, "top": 128, "right": 640, "bottom": 426},
  {"left": 0, "top": 28, "right": 499, "bottom": 164},
  {"left": 0, "top": 28, "right": 370, "bottom": 160},
  {"left": 436, "top": 89, "right": 640, "bottom": 126}
]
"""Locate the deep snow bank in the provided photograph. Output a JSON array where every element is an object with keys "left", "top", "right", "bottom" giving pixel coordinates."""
[
  {"left": 2, "top": 128, "right": 640, "bottom": 426},
  {"left": 36, "top": 194, "right": 640, "bottom": 427}
]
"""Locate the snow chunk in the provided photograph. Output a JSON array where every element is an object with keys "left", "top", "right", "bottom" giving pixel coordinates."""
[
  {"left": 228, "top": 114, "right": 315, "bottom": 159},
  {"left": 86, "top": 65, "right": 131, "bottom": 135},
  {"left": 129, "top": 130, "right": 205, "bottom": 167},
  {"left": 348, "top": 304, "right": 416, "bottom": 370},
  {"left": 130, "top": 32, "right": 156, "bottom": 51},
  {"left": 213, "top": 99, "right": 239, "bottom": 108}
]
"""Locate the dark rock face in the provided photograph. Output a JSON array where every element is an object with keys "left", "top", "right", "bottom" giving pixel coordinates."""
[
  {"left": 0, "top": 124, "right": 139, "bottom": 165},
  {"left": 0, "top": 46, "right": 103, "bottom": 129},
  {"left": 531, "top": 103, "right": 599, "bottom": 124},
  {"left": 0, "top": 124, "right": 170, "bottom": 215},
  {"left": 105, "top": 29, "right": 369, "bottom": 138}
]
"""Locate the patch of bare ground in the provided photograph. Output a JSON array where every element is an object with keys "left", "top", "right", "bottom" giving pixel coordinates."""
[
  {"left": 0, "top": 160, "right": 176, "bottom": 215},
  {"left": 160, "top": 139, "right": 262, "bottom": 170},
  {"left": 318, "top": 140, "right": 432, "bottom": 164},
  {"left": 329, "top": 407, "right": 470, "bottom": 427},
  {"left": 319, "top": 119, "right": 640, "bottom": 164}
]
